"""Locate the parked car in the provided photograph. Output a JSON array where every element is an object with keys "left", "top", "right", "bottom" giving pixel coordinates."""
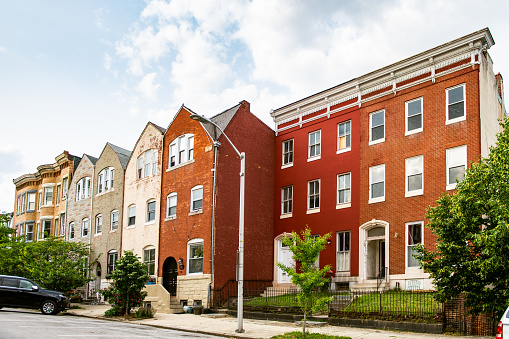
[
  {"left": 0, "top": 275, "right": 69, "bottom": 315},
  {"left": 497, "top": 306, "right": 509, "bottom": 338}
]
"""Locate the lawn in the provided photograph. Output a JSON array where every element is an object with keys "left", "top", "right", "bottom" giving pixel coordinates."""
[{"left": 271, "top": 332, "right": 350, "bottom": 339}]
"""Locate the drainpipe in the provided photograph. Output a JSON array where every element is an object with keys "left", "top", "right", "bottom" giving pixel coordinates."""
[{"left": 207, "top": 141, "right": 220, "bottom": 309}]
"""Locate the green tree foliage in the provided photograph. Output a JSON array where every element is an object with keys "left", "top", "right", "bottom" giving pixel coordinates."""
[
  {"left": 277, "top": 227, "right": 333, "bottom": 337},
  {"left": 416, "top": 119, "right": 509, "bottom": 319},
  {"left": 0, "top": 213, "right": 14, "bottom": 243},
  {"left": 101, "top": 250, "right": 149, "bottom": 316}
]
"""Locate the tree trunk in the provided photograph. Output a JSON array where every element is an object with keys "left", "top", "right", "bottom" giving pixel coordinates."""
[{"left": 303, "top": 300, "right": 307, "bottom": 337}]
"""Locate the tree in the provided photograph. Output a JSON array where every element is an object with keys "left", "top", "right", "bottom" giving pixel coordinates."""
[
  {"left": 0, "top": 213, "right": 14, "bottom": 243},
  {"left": 277, "top": 227, "right": 333, "bottom": 337},
  {"left": 101, "top": 250, "right": 149, "bottom": 316},
  {"left": 416, "top": 119, "right": 509, "bottom": 319}
]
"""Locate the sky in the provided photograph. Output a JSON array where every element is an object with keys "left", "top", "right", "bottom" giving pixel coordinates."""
[{"left": 1, "top": 0, "right": 509, "bottom": 212}]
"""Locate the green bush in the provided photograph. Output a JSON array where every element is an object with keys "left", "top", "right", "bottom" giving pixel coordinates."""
[
  {"left": 104, "top": 306, "right": 124, "bottom": 317},
  {"left": 134, "top": 307, "right": 155, "bottom": 319}
]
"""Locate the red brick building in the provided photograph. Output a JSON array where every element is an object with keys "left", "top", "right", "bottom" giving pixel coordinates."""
[
  {"left": 270, "top": 28, "right": 505, "bottom": 290},
  {"left": 155, "top": 100, "right": 274, "bottom": 310}
]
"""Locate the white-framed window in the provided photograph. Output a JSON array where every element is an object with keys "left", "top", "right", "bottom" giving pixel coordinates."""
[
  {"left": 97, "top": 167, "right": 115, "bottom": 194},
  {"left": 169, "top": 134, "right": 194, "bottom": 168},
  {"left": 406, "top": 221, "right": 423, "bottom": 268},
  {"left": 38, "top": 190, "right": 42, "bottom": 210},
  {"left": 16, "top": 195, "right": 21, "bottom": 215},
  {"left": 111, "top": 210, "right": 119, "bottom": 231},
  {"left": 446, "top": 84, "right": 465, "bottom": 124},
  {"left": 95, "top": 214, "right": 102, "bottom": 234},
  {"left": 43, "top": 187, "right": 53, "bottom": 206},
  {"left": 405, "top": 97, "right": 423, "bottom": 135},
  {"left": 76, "top": 177, "right": 91, "bottom": 201},
  {"left": 107, "top": 250, "right": 118, "bottom": 275},
  {"left": 337, "top": 173, "right": 351, "bottom": 206},
  {"left": 308, "top": 179, "right": 320, "bottom": 211},
  {"left": 167, "top": 193, "right": 177, "bottom": 218},
  {"left": 369, "top": 110, "right": 385, "bottom": 145},
  {"left": 55, "top": 218, "right": 59, "bottom": 236},
  {"left": 60, "top": 213, "right": 66, "bottom": 236},
  {"left": 56, "top": 185, "right": 61, "bottom": 204},
  {"left": 41, "top": 219, "right": 51, "bottom": 239},
  {"left": 191, "top": 185, "right": 203, "bottom": 212},
  {"left": 69, "top": 222, "right": 75, "bottom": 239},
  {"left": 137, "top": 149, "right": 158, "bottom": 179},
  {"left": 62, "top": 177, "right": 68, "bottom": 199},
  {"left": 337, "top": 120, "right": 351, "bottom": 153},
  {"left": 146, "top": 200, "right": 156, "bottom": 222},
  {"left": 369, "top": 164, "right": 385, "bottom": 203},
  {"left": 337, "top": 231, "right": 350, "bottom": 271},
  {"left": 187, "top": 238, "right": 204, "bottom": 274},
  {"left": 127, "top": 205, "right": 136, "bottom": 227},
  {"left": 446, "top": 145, "right": 467, "bottom": 190},
  {"left": 308, "top": 130, "right": 321, "bottom": 160},
  {"left": 143, "top": 247, "right": 156, "bottom": 276},
  {"left": 27, "top": 192, "right": 36, "bottom": 212},
  {"left": 21, "top": 193, "right": 26, "bottom": 213},
  {"left": 25, "top": 222, "right": 34, "bottom": 242},
  {"left": 282, "top": 139, "right": 294, "bottom": 167},
  {"left": 82, "top": 218, "right": 89, "bottom": 237},
  {"left": 36, "top": 221, "right": 40, "bottom": 240},
  {"left": 405, "top": 155, "right": 423, "bottom": 197},
  {"left": 281, "top": 186, "right": 293, "bottom": 216}
]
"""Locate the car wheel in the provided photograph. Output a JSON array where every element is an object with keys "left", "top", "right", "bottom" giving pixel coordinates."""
[{"left": 41, "top": 300, "right": 58, "bottom": 315}]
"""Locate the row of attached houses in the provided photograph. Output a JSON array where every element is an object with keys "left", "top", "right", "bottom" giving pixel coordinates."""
[{"left": 11, "top": 28, "right": 506, "bottom": 311}]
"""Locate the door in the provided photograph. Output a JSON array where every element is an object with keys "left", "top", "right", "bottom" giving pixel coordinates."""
[
  {"left": 162, "top": 257, "right": 178, "bottom": 296},
  {"left": 379, "top": 240, "right": 386, "bottom": 278},
  {"left": 277, "top": 240, "right": 293, "bottom": 284}
]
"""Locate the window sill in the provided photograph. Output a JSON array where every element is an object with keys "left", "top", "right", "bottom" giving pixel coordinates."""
[
  {"left": 280, "top": 213, "right": 292, "bottom": 219},
  {"left": 96, "top": 188, "right": 114, "bottom": 197},
  {"left": 405, "top": 190, "right": 423, "bottom": 198},
  {"left": 94, "top": 233, "right": 102, "bottom": 237},
  {"left": 126, "top": 225, "right": 135, "bottom": 230},
  {"left": 167, "top": 159, "right": 195, "bottom": 172},
  {"left": 110, "top": 229, "right": 118, "bottom": 233},
  {"left": 306, "top": 208, "right": 320, "bottom": 214},
  {"left": 144, "top": 221, "right": 156, "bottom": 226},
  {"left": 281, "top": 163, "right": 293, "bottom": 169},
  {"left": 369, "top": 138, "right": 385, "bottom": 146},
  {"left": 186, "top": 272, "right": 204, "bottom": 276},
  {"left": 189, "top": 210, "right": 203, "bottom": 216},
  {"left": 369, "top": 197, "right": 385, "bottom": 204},
  {"left": 446, "top": 116, "right": 466, "bottom": 125},
  {"left": 26, "top": 209, "right": 35, "bottom": 213},
  {"left": 336, "top": 147, "right": 351, "bottom": 155},
  {"left": 336, "top": 202, "right": 351, "bottom": 209},
  {"left": 41, "top": 204, "right": 54, "bottom": 208},
  {"left": 165, "top": 216, "right": 176, "bottom": 221},
  {"left": 307, "top": 155, "right": 321, "bottom": 162},
  {"left": 446, "top": 183, "right": 457, "bottom": 191}
]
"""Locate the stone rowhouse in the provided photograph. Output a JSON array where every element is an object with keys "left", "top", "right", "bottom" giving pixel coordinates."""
[
  {"left": 12, "top": 151, "right": 81, "bottom": 242},
  {"left": 270, "top": 28, "right": 505, "bottom": 291},
  {"left": 153, "top": 100, "right": 274, "bottom": 311},
  {"left": 89, "top": 143, "right": 131, "bottom": 295},
  {"left": 121, "top": 122, "right": 166, "bottom": 290}
]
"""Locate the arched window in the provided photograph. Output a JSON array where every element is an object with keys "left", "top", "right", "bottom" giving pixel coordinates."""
[
  {"left": 166, "top": 193, "right": 177, "bottom": 218},
  {"left": 169, "top": 134, "right": 194, "bottom": 168},
  {"left": 82, "top": 218, "right": 89, "bottom": 237},
  {"left": 190, "top": 185, "right": 203, "bottom": 212},
  {"left": 111, "top": 210, "right": 119, "bottom": 231},
  {"left": 76, "top": 177, "right": 91, "bottom": 201},
  {"left": 107, "top": 250, "right": 118, "bottom": 275},
  {"left": 69, "top": 222, "right": 75, "bottom": 239},
  {"left": 97, "top": 167, "right": 115, "bottom": 193},
  {"left": 127, "top": 205, "right": 136, "bottom": 227},
  {"left": 146, "top": 200, "right": 156, "bottom": 222},
  {"left": 137, "top": 149, "right": 158, "bottom": 179},
  {"left": 187, "top": 238, "right": 204, "bottom": 274},
  {"left": 143, "top": 246, "right": 156, "bottom": 276},
  {"left": 95, "top": 214, "right": 102, "bottom": 234}
]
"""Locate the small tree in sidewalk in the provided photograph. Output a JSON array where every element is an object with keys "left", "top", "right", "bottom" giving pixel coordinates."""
[
  {"left": 277, "top": 227, "right": 333, "bottom": 337},
  {"left": 101, "top": 250, "right": 149, "bottom": 316}
]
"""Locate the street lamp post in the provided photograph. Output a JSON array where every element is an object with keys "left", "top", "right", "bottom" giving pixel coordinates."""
[{"left": 189, "top": 113, "right": 245, "bottom": 333}]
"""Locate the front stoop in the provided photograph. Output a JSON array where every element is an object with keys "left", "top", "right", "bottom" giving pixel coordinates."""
[{"left": 143, "top": 284, "right": 183, "bottom": 314}]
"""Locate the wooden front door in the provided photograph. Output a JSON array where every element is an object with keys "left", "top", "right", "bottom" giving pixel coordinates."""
[{"left": 162, "top": 257, "right": 178, "bottom": 296}]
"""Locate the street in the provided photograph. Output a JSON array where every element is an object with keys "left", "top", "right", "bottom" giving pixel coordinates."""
[{"left": 0, "top": 308, "right": 223, "bottom": 339}]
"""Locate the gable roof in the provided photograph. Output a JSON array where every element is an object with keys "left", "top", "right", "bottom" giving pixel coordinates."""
[
  {"left": 125, "top": 121, "right": 166, "bottom": 166},
  {"left": 107, "top": 143, "right": 132, "bottom": 170},
  {"left": 83, "top": 154, "right": 98, "bottom": 165},
  {"left": 203, "top": 103, "right": 241, "bottom": 140}
]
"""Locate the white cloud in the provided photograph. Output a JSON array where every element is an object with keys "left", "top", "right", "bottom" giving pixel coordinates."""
[
  {"left": 137, "top": 72, "right": 161, "bottom": 99},
  {"left": 0, "top": 47, "right": 6, "bottom": 53}
]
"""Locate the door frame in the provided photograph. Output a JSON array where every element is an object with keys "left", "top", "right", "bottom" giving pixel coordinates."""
[
  {"left": 358, "top": 220, "right": 390, "bottom": 284},
  {"left": 162, "top": 257, "right": 178, "bottom": 296}
]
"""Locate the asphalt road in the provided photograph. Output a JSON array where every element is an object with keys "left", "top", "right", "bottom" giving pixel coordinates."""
[{"left": 0, "top": 308, "right": 223, "bottom": 339}]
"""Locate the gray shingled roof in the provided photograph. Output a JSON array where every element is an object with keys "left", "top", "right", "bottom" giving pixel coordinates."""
[
  {"left": 151, "top": 122, "right": 167, "bottom": 134},
  {"left": 84, "top": 154, "right": 98, "bottom": 165},
  {"left": 203, "top": 103, "right": 241, "bottom": 140},
  {"left": 108, "top": 143, "right": 132, "bottom": 170}
]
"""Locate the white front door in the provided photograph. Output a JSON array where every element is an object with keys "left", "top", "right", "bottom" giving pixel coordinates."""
[{"left": 278, "top": 240, "right": 293, "bottom": 284}]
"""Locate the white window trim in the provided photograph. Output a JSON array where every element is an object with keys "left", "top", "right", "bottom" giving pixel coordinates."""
[
  {"left": 337, "top": 120, "right": 352, "bottom": 154},
  {"left": 307, "top": 130, "right": 321, "bottom": 161},
  {"left": 405, "top": 221, "right": 424, "bottom": 269},
  {"left": 282, "top": 138, "right": 294, "bottom": 168},
  {"left": 127, "top": 205, "right": 136, "bottom": 228},
  {"left": 190, "top": 185, "right": 203, "bottom": 213},
  {"left": 110, "top": 210, "right": 119, "bottom": 231},
  {"left": 81, "top": 218, "right": 89, "bottom": 237},
  {"left": 336, "top": 231, "right": 351, "bottom": 272},
  {"left": 166, "top": 193, "right": 177, "bottom": 219},
  {"left": 369, "top": 110, "right": 385, "bottom": 145},
  {"left": 187, "top": 238, "right": 204, "bottom": 275},
  {"left": 405, "top": 155, "right": 424, "bottom": 197},
  {"left": 97, "top": 167, "right": 115, "bottom": 195},
  {"left": 146, "top": 200, "right": 156, "bottom": 224},
  {"left": 405, "top": 97, "right": 423, "bottom": 136},
  {"left": 69, "top": 222, "right": 75, "bottom": 240},
  {"left": 168, "top": 134, "right": 195, "bottom": 169},
  {"left": 95, "top": 214, "right": 102, "bottom": 236},
  {"left": 337, "top": 172, "right": 351, "bottom": 208},
  {"left": 445, "top": 83, "right": 466, "bottom": 125},
  {"left": 446, "top": 145, "right": 467, "bottom": 190},
  {"left": 307, "top": 179, "right": 320, "bottom": 212},
  {"left": 369, "top": 164, "right": 385, "bottom": 204},
  {"left": 143, "top": 246, "right": 156, "bottom": 276},
  {"left": 281, "top": 186, "right": 293, "bottom": 217}
]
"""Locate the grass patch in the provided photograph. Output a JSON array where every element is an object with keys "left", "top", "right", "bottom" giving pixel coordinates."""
[
  {"left": 68, "top": 305, "right": 84, "bottom": 310},
  {"left": 342, "top": 291, "right": 441, "bottom": 314},
  {"left": 271, "top": 332, "right": 350, "bottom": 339},
  {"left": 245, "top": 292, "right": 338, "bottom": 307}
]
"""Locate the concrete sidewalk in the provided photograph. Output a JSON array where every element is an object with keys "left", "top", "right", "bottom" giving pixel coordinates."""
[{"left": 65, "top": 304, "right": 491, "bottom": 339}]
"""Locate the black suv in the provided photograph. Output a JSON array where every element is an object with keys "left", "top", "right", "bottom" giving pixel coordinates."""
[{"left": 0, "top": 275, "right": 69, "bottom": 315}]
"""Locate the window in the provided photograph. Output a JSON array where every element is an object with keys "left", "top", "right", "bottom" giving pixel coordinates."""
[
  {"left": 406, "top": 222, "right": 423, "bottom": 268},
  {"left": 27, "top": 192, "right": 36, "bottom": 212},
  {"left": 191, "top": 186, "right": 203, "bottom": 212},
  {"left": 56, "top": 185, "right": 61, "bottom": 204},
  {"left": 55, "top": 218, "right": 59, "bottom": 236},
  {"left": 111, "top": 210, "right": 119, "bottom": 231},
  {"left": 188, "top": 239, "right": 204, "bottom": 274},
  {"left": 168, "top": 134, "right": 195, "bottom": 168},
  {"left": 446, "top": 145, "right": 467, "bottom": 190},
  {"left": 97, "top": 167, "right": 115, "bottom": 193},
  {"left": 62, "top": 177, "right": 68, "bottom": 199},
  {"left": 137, "top": 149, "right": 158, "bottom": 178},
  {"left": 369, "top": 110, "right": 385, "bottom": 144},
  {"left": 446, "top": 84, "right": 465, "bottom": 123},
  {"left": 282, "top": 139, "right": 294, "bottom": 167},
  {"left": 76, "top": 177, "right": 91, "bottom": 201},
  {"left": 308, "top": 180, "right": 320, "bottom": 210},
  {"left": 146, "top": 201, "right": 156, "bottom": 222},
  {"left": 167, "top": 193, "right": 177, "bottom": 218},
  {"left": 69, "top": 222, "right": 75, "bottom": 239},
  {"left": 60, "top": 213, "right": 66, "bottom": 236},
  {"left": 369, "top": 164, "right": 385, "bottom": 203},
  {"left": 82, "top": 218, "right": 89, "bottom": 237},
  {"left": 41, "top": 220, "right": 51, "bottom": 239},
  {"left": 143, "top": 247, "right": 156, "bottom": 276},
  {"left": 107, "top": 250, "right": 118, "bottom": 275},
  {"left": 38, "top": 191, "right": 42, "bottom": 210},
  {"left": 406, "top": 155, "right": 423, "bottom": 196},
  {"left": 95, "top": 215, "right": 102, "bottom": 234},
  {"left": 16, "top": 195, "right": 21, "bottom": 215},
  {"left": 337, "top": 120, "right": 351, "bottom": 152},
  {"left": 137, "top": 156, "right": 143, "bottom": 179},
  {"left": 43, "top": 187, "right": 53, "bottom": 206},
  {"left": 337, "top": 173, "right": 351, "bottom": 206},
  {"left": 281, "top": 186, "right": 293, "bottom": 215},
  {"left": 21, "top": 193, "right": 26, "bottom": 213},
  {"left": 128, "top": 205, "right": 136, "bottom": 226},
  {"left": 406, "top": 98, "right": 423, "bottom": 134},
  {"left": 26, "top": 222, "right": 34, "bottom": 242},
  {"left": 337, "top": 231, "right": 350, "bottom": 271},
  {"left": 308, "top": 130, "right": 321, "bottom": 159}
]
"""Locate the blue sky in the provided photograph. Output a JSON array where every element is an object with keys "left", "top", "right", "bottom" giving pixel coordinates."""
[{"left": 1, "top": 0, "right": 509, "bottom": 212}]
